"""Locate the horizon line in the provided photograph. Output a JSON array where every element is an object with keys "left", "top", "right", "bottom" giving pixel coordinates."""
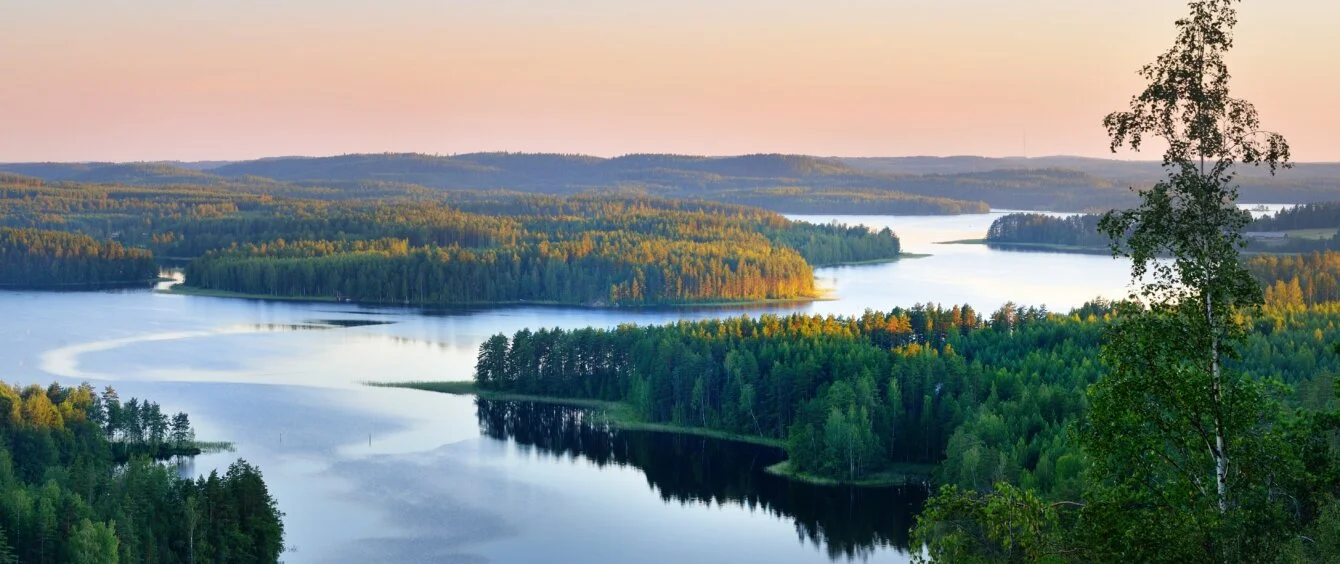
[{"left": 0, "top": 152, "right": 1215, "bottom": 166}]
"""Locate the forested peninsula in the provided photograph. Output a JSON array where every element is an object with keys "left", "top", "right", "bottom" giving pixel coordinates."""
[
  {"left": 414, "top": 252, "right": 1340, "bottom": 488},
  {"left": 0, "top": 175, "right": 902, "bottom": 305},
  {"left": 0, "top": 382, "right": 284, "bottom": 563},
  {"left": 0, "top": 227, "right": 157, "bottom": 289},
  {"left": 180, "top": 197, "right": 901, "bottom": 306},
  {"left": 373, "top": 251, "right": 1340, "bottom": 561},
  {"left": 412, "top": 252, "right": 1340, "bottom": 490},
  {"left": 978, "top": 204, "right": 1340, "bottom": 254}
]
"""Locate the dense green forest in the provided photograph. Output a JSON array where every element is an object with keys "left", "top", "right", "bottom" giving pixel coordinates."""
[
  {"left": 983, "top": 213, "right": 1111, "bottom": 250},
  {"left": 1247, "top": 202, "right": 1340, "bottom": 252},
  {"left": 179, "top": 196, "right": 899, "bottom": 305},
  {"left": 0, "top": 176, "right": 901, "bottom": 305},
  {"left": 1254, "top": 201, "right": 1340, "bottom": 231},
  {"left": 909, "top": 1, "right": 1337, "bottom": 560},
  {"left": 472, "top": 297, "right": 1336, "bottom": 484},
  {"left": 0, "top": 381, "right": 284, "bottom": 563},
  {"left": 984, "top": 208, "right": 1340, "bottom": 254},
  {"left": 0, "top": 227, "right": 157, "bottom": 288}
]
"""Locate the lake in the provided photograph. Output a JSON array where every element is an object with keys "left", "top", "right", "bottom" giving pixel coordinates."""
[{"left": 0, "top": 211, "right": 1136, "bottom": 563}]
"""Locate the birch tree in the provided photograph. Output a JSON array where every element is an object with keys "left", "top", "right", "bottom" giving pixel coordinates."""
[{"left": 1086, "top": 0, "right": 1295, "bottom": 559}]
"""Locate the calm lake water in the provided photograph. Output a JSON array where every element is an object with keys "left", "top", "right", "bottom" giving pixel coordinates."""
[{"left": 0, "top": 211, "right": 1138, "bottom": 563}]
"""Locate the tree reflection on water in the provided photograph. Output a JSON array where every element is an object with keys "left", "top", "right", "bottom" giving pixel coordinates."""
[{"left": 477, "top": 399, "right": 927, "bottom": 561}]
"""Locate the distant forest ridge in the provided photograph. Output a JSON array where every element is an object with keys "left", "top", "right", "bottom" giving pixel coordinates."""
[{"left": 5, "top": 152, "right": 1339, "bottom": 213}]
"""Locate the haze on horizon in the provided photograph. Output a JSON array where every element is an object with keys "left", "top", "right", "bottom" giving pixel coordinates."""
[{"left": 2, "top": 0, "right": 1336, "bottom": 163}]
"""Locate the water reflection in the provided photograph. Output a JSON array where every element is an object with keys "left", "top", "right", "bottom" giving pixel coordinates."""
[
  {"left": 2, "top": 212, "right": 1162, "bottom": 562},
  {"left": 477, "top": 399, "right": 927, "bottom": 561},
  {"left": 304, "top": 319, "right": 396, "bottom": 328}
]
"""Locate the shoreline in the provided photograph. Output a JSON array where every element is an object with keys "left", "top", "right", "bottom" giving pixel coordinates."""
[
  {"left": 939, "top": 238, "right": 1302, "bottom": 258},
  {"left": 763, "top": 460, "right": 932, "bottom": 487},
  {"left": 936, "top": 239, "right": 1112, "bottom": 255},
  {"left": 812, "top": 253, "right": 930, "bottom": 267},
  {"left": 0, "top": 277, "right": 168, "bottom": 290},
  {"left": 369, "top": 380, "right": 785, "bottom": 448},
  {"left": 373, "top": 380, "right": 932, "bottom": 486},
  {"left": 160, "top": 251, "right": 918, "bottom": 308},
  {"left": 163, "top": 284, "right": 829, "bottom": 309}
]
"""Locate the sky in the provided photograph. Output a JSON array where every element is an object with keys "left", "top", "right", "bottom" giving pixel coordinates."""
[{"left": 1, "top": 0, "right": 1336, "bottom": 162}]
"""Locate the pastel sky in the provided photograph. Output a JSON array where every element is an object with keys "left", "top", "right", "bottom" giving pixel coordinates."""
[{"left": 2, "top": 0, "right": 1336, "bottom": 162}]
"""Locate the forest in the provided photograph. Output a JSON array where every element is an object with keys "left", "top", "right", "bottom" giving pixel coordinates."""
[
  {"left": 178, "top": 196, "right": 897, "bottom": 305},
  {"left": 0, "top": 227, "right": 157, "bottom": 289},
  {"left": 0, "top": 176, "right": 901, "bottom": 305},
  {"left": 982, "top": 213, "right": 1111, "bottom": 250},
  {"left": 0, "top": 381, "right": 284, "bottom": 563},
  {"left": 471, "top": 295, "right": 1340, "bottom": 556},
  {"left": 7, "top": 152, "right": 1340, "bottom": 213},
  {"left": 910, "top": 2, "right": 1338, "bottom": 560},
  {"left": 984, "top": 208, "right": 1340, "bottom": 254},
  {"left": 470, "top": 294, "right": 1335, "bottom": 480},
  {"left": 1246, "top": 251, "right": 1340, "bottom": 307},
  {"left": 1252, "top": 201, "right": 1340, "bottom": 231}
]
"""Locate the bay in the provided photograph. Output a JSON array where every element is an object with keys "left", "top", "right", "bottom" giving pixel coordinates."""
[{"left": 0, "top": 211, "right": 1136, "bottom": 563}]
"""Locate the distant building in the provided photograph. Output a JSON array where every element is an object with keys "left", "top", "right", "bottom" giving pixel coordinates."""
[{"left": 1244, "top": 231, "right": 1288, "bottom": 240}]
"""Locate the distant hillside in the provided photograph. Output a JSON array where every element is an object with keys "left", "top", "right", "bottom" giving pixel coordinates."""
[
  {"left": 208, "top": 152, "right": 862, "bottom": 188},
  {"left": 0, "top": 162, "right": 102, "bottom": 181},
  {"left": 209, "top": 153, "right": 500, "bottom": 183},
  {"left": 6, "top": 152, "right": 1339, "bottom": 213},
  {"left": 838, "top": 156, "right": 1165, "bottom": 182},
  {"left": 0, "top": 162, "right": 235, "bottom": 185},
  {"left": 72, "top": 163, "right": 231, "bottom": 185},
  {"left": 840, "top": 156, "right": 1340, "bottom": 207}
]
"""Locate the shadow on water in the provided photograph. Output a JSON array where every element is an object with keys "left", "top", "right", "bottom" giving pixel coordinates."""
[
  {"left": 477, "top": 399, "right": 928, "bottom": 561},
  {"left": 303, "top": 318, "right": 396, "bottom": 328}
]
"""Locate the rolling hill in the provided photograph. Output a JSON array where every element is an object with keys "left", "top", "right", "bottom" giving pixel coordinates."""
[{"left": 5, "top": 152, "right": 1338, "bottom": 214}]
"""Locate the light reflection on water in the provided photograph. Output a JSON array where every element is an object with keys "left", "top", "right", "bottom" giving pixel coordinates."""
[{"left": 0, "top": 212, "right": 1155, "bottom": 563}]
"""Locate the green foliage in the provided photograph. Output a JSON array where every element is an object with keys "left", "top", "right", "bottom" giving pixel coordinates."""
[
  {"left": 1085, "top": 307, "right": 1302, "bottom": 561},
  {"left": 475, "top": 302, "right": 1093, "bottom": 481},
  {"left": 474, "top": 307, "right": 940, "bottom": 476},
  {"left": 179, "top": 195, "right": 904, "bottom": 305},
  {"left": 762, "top": 221, "right": 901, "bottom": 267},
  {"left": 68, "top": 519, "right": 119, "bottom": 564},
  {"left": 985, "top": 213, "right": 1111, "bottom": 249},
  {"left": 1088, "top": 0, "right": 1298, "bottom": 558},
  {"left": 0, "top": 177, "right": 903, "bottom": 305},
  {"left": 0, "top": 381, "right": 284, "bottom": 564},
  {"left": 913, "top": 483, "right": 1073, "bottom": 563},
  {"left": 1253, "top": 202, "right": 1340, "bottom": 231},
  {"left": 474, "top": 293, "right": 1340, "bottom": 488},
  {"left": 915, "top": 1, "right": 1340, "bottom": 561},
  {"left": 0, "top": 227, "right": 157, "bottom": 288},
  {"left": 979, "top": 205, "right": 1340, "bottom": 255}
]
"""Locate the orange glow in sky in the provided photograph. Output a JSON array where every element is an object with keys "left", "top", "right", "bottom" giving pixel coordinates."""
[{"left": 2, "top": 0, "right": 1336, "bottom": 161}]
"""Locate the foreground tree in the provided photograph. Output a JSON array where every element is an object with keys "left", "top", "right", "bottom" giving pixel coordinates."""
[
  {"left": 915, "top": 1, "right": 1315, "bottom": 561},
  {"left": 1087, "top": 0, "right": 1294, "bottom": 559}
]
